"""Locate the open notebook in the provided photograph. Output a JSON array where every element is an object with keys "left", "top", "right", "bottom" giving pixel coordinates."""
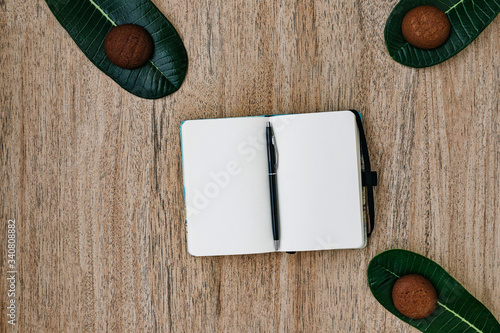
[{"left": 181, "top": 111, "right": 367, "bottom": 256}]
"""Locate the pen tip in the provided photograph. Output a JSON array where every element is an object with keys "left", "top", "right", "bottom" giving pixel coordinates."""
[{"left": 274, "top": 240, "right": 279, "bottom": 251}]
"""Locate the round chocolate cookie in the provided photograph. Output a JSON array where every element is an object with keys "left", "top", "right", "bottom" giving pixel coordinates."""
[
  {"left": 401, "top": 6, "right": 451, "bottom": 49},
  {"left": 392, "top": 274, "right": 437, "bottom": 319},
  {"left": 104, "top": 24, "right": 154, "bottom": 69}
]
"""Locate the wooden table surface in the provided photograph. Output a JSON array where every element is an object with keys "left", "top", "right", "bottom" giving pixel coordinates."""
[{"left": 1, "top": 0, "right": 499, "bottom": 332}]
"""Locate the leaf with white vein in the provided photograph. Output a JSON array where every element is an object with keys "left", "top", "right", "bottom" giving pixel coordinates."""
[
  {"left": 45, "top": 0, "right": 188, "bottom": 99},
  {"left": 367, "top": 249, "right": 500, "bottom": 332},
  {"left": 384, "top": 0, "right": 500, "bottom": 67}
]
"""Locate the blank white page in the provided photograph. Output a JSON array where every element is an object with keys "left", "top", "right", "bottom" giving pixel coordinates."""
[
  {"left": 181, "top": 116, "right": 275, "bottom": 256},
  {"left": 270, "top": 111, "right": 365, "bottom": 252}
]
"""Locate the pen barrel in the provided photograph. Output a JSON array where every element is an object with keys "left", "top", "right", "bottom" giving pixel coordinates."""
[
  {"left": 269, "top": 173, "right": 279, "bottom": 240},
  {"left": 266, "top": 124, "right": 279, "bottom": 242}
]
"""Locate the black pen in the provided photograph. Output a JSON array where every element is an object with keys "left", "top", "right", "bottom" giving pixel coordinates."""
[{"left": 266, "top": 122, "right": 280, "bottom": 251}]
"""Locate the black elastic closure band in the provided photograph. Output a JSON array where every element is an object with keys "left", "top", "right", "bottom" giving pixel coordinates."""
[
  {"left": 350, "top": 110, "right": 376, "bottom": 237},
  {"left": 362, "top": 171, "right": 378, "bottom": 187}
]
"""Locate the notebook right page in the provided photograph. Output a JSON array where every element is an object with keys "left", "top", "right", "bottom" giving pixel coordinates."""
[{"left": 270, "top": 111, "right": 365, "bottom": 252}]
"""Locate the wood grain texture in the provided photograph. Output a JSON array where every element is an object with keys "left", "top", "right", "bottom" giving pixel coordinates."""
[{"left": 0, "top": 0, "right": 498, "bottom": 332}]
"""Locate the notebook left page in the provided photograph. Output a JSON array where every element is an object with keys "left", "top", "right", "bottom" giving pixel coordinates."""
[{"left": 181, "top": 117, "right": 275, "bottom": 256}]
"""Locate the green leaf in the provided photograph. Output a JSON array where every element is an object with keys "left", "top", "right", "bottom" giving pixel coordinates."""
[
  {"left": 384, "top": 0, "right": 500, "bottom": 68},
  {"left": 45, "top": 0, "right": 188, "bottom": 99},
  {"left": 367, "top": 249, "right": 500, "bottom": 332}
]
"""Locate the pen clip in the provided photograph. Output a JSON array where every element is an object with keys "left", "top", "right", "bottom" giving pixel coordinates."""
[{"left": 272, "top": 134, "right": 279, "bottom": 169}]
